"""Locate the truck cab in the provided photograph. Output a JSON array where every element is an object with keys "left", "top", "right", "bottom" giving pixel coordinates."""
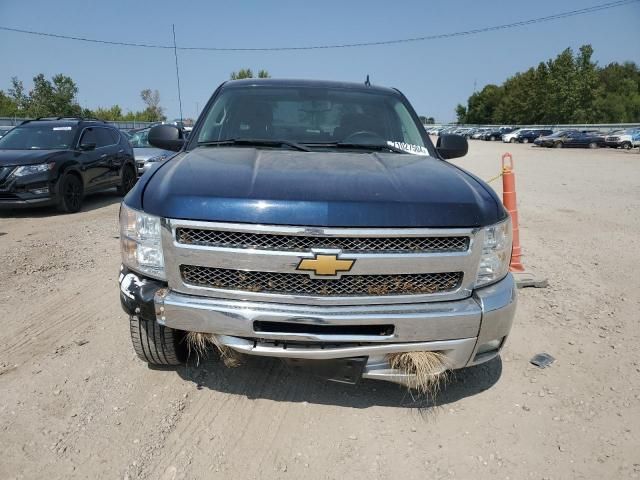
[{"left": 118, "top": 79, "right": 516, "bottom": 388}]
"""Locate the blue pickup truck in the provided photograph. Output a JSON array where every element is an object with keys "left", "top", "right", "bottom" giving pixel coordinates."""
[{"left": 118, "top": 79, "right": 516, "bottom": 387}]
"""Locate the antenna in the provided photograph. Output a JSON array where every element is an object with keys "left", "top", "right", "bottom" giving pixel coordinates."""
[
  {"left": 172, "top": 24, "right": 184, "bottom": 124},
  {"left": 364, "top": 74, "right": 371, "bottom": 86}
]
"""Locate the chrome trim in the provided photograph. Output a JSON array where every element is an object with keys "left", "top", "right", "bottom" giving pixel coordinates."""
[
  {"left": 166, "top": 219, "right": 477, "bottom": 238},
  {"left": 467, "top": 273, "right": 517, "bottom": 365},
  {"left": 216, "top": 335, "right": 476, "bottom": 364},
  {"left": 161, "top": 219, "right": 483, "bottom": 306},
  {"left": 155, "top": 289, "right": 483, "bottom": 342}
]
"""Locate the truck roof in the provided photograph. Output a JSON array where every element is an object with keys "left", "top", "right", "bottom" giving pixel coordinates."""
[{"left": 223, "top": 78, "right": 399, "bottom": 95}]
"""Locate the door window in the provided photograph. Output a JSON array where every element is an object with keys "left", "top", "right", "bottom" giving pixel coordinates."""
[
  {"left": 95, "top": 128, "right": 116, "bottom": 148},
  {"left": 80, "top": 128, "right": 99, "bottom": 147},
  {"left": 106, "top": 129, "right": 120, "bottom": 144}
]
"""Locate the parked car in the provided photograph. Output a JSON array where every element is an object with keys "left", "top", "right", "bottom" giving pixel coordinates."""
[
  {"left": 118, "top": 78, "right": 516, "bottom": 388},
  {"left": 128, "top": 127, "right": 174, "bottom": 176},
  {"left": 605, "top": 129, "right": 640, "bottom": 149},
  {"left": 481, "top": 127, "right": 514, "bottom": 141},
  {"left": 535, "top": 130, "right": 605, "bottom": 148},
  {"left": 471, "top": 128, "right": 490, "bottom": 139},
  {"left": 502, "top": 128, "right": 527, "bottom": 143},
  {"left": 516, "top": 129, "right": 553, "bottom": 144},
  {"left": 534, "top": 130, "right": 575, "bottom": 147},
  {"left": 0, "top": 117, "right": 136, "bottom": 212}
]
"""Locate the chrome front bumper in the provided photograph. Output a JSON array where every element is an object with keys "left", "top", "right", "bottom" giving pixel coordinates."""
[{"left": 154, "top": 274, "right": 516, "bottom": 384}]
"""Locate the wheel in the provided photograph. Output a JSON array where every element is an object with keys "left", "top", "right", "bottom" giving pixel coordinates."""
[
  {"left": 117, "top": 165, "right": 137, "bottom": 196},
  {"left": 510, "top": 138, "right": 517, "bottom": 143},
  {"left": 522, "top": 138, "right": 529, "bottom": 144},
  {"left": 57, "top": 174, "right": 83, "bottom": 213},
  {"left": 490, "top": 136, "right": 496, "bottom": 141},
  {"left": 129, "top": 315, "right": 186, "bottom": 366},
  {"left": 588, "top": 142, "right": 599, "bottom": 149},
  {"left": 554, "top": 142, "right": 563, "bottom": 149},
  {"left": 621, "top": 142, "right": 632, "bottom": 150}
]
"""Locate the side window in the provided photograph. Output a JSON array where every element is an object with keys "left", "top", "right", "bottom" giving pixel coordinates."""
[
  {"left": 95, "top": 128, "right": 115, "bottom": 148},
  {"left": 107, "top": 129, "right": 120, "bottom": 144},
  {"left": 80, "top": 128, "right": 98, "bottom": 146}
]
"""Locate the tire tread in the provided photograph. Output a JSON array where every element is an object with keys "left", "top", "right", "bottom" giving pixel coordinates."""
[{"left": 129, "top": 316, "right": 184, "bottom": 366}]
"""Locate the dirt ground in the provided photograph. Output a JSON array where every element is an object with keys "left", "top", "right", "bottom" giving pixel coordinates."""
[{"left": 1, "top": 141, "right": 639, "bottom": 480}]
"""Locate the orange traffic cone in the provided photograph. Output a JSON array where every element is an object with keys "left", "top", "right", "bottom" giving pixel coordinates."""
[
  {"left": 501, "top": 153, "right": 524, "bottom": 272},
  {"left": 500, "top": 153, "right": 547, "bottom": 288}
]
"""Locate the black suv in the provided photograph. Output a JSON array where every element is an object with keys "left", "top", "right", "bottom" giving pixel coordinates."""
[{"left": 0, "top": 117, "right": 137, "bottom": 212}]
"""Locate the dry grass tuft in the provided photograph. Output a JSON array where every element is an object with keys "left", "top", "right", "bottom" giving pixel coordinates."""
[
  {"left": 387, "top": 350, "right": 450, "bottom": 398},
  {"left": 185, "top": 332, "right": 242, "bottom": 367},
  {"left": 185, "top": 331, "right": 210, "bottom": 362}
]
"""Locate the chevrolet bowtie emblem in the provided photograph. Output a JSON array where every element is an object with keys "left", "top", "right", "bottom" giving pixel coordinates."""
[{"left": 297, "top": 254, "right": 355, "bottom": 276}]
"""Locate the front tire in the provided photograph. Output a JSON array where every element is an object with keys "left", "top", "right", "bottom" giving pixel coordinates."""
[
  {"left": 510, "top": 138, "right": 516, "bottom": 143},
  {"left": 589, "top": 142, "right": 599, "bottom": 149},
  {"left": 117, "top": 165, "right": 137, "bottom": 196},
  {"left": 129, "top": 315, "right": 186, "bottom": 366},
  {"left": 554, "top": 141, "right": 563, "bottom": 149},
  {"left": 490, "top": 136, "right": 496, "bottom": 141},
  {"left": 522, "top": 138, "right": 530, "bottom": 144},
  {"left": 58, "top": 174, "right": 83, "bottom": 213},
  {"left": 621, "top": 142, "right": 632, "bottom": 150}
]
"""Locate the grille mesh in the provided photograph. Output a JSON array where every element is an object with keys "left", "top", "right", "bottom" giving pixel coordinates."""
[
  {"left": 176, "top": 228, "right": 469, "bottom": 253},
  {"left": 181, "top": 265, "right": 462, "bottom": 297}
]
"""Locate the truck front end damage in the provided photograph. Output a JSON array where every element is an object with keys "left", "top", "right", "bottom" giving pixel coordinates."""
[{"left": 119, "top": 211, "right": 516, "bottom": 387}]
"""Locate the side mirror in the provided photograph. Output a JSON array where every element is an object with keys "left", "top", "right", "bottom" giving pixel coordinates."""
[
  {"left": 79, "top": 142, "right": 96, "bottom": 151},
  {"left": 436, "top": 134, "right": 468, "bottom": 159},
  {"left": 148, "top": 125, "right": 185, "bottom": 152}
]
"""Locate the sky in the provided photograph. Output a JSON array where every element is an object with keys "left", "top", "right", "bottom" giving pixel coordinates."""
[{"left": 1, "top": 0, "right": 639, "bottom": 122}]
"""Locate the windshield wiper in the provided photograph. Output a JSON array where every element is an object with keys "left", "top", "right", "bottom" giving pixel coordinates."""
[
  {"left": 198, "top": 138, "right": 311, "bottom": 152},
  {"left": 309, "top": 142, "right": 408, "bottom": 154}
]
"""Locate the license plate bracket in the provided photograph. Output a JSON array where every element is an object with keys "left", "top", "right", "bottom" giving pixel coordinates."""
[{"left": 281, "top": 356, "right": 368, "bottom": 384}]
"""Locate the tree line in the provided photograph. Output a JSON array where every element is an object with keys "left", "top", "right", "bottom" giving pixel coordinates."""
[
  {"left": 0, "top": 68, "right": 274, "bottom": 123},
  {"left": 455, "top": 45, "right": 640, "bottom": 125},
  {"left": 0, "top": 74, "right": 167, "bottom": 122}
]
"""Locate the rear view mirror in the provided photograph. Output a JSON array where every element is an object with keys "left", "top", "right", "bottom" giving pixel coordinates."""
[
  {"left": 436, "top": 134, "right": 468, "bottom": 159},
  {"left": 148, "top": 125, "right": 185, "bottom": 152}
]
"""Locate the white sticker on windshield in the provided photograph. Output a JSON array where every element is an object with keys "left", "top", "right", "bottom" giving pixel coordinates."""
[
  {"left": 53, "top": 126, "right": 72, "bottom": 131},
  {"left": 387, "top": 141, "right": 429, "bottom": 155}
]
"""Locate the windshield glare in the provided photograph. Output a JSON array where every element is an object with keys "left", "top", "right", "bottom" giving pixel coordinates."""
[
  {"left": 195, "top": 87, "right": 429, "bottom": 153},
  {"left": 0, "top": 125, "right": 75, "bottom": 150}
]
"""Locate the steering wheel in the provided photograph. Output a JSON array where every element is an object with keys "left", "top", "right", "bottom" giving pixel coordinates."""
[{"left": 342, "top": 130, "right": 385, "bottom": 143}]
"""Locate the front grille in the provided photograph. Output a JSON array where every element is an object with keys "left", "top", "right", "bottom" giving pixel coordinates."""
[
  {"left": 606, "top": 136, "right": 619, "bottom": 142},
  {"left": 181, "top": 265, "right": 462, "bottom": 297},
  {"left": 176, "top": 228, "right": 469, "bottom": 253}
]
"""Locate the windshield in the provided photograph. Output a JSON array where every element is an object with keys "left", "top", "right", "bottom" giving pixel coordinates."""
[
  {"left": 0, "top": 124, "right": 75, "bottom": 150},
  {"left": 128, "top": 128, "right": 152, "bottom": 148},
  {"left": 194, "top": 86, "right": 430, "bottom": 155}
]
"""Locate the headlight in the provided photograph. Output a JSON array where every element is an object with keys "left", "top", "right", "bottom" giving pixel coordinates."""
[
  {"left": 475, "top": 217, "right": 512, "bottom": 287},
  {"left": 119, "top": 204, "right": 165, "bottom": 280},
  {"left": 10, "top": 163, "right": 54, "bottom": 177},
  {"left": 145, "top": 153, "right": 170, "bottom": 163}
]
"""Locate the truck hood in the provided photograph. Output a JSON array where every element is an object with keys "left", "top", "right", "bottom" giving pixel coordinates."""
[
  {"left": 0, "top": 149, "right": 68, "bottom": 167},
  {"left": 137, "top": 147, "right": 503, "bottom": 227}
]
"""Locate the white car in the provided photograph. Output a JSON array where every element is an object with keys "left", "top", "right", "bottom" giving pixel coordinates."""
[
  {"left": 502, "top": 128, "right": 527, "bottom": 143},
  {"left": 605, "top": 129, "right": 640, "bottom": 150}
]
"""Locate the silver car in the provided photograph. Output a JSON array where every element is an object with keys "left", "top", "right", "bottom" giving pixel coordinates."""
[{"left": 128, "top": 128, "right": 173, "bottom": 176}]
